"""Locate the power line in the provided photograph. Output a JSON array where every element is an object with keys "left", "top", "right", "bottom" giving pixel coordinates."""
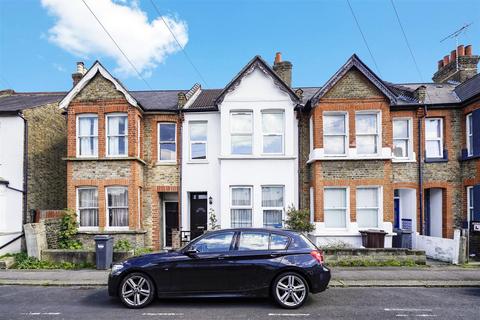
[
  {"left": 346, "top": 0, "right": 382, "bottom": 77},
  {"left": 81, "top": 0, "right": 153, "bottom": 89},
  {"left": 149, "top": 0, "right": 209, "bottom": 87}
]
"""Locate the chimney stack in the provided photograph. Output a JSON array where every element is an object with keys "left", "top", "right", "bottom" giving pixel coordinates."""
[
  {"left": 433, "top": 44, "right": 479, "bottom": 83},
  {"left": 72, "top": 61, "right": 87, "bottom": 87},
  {"left": 272, "top": 52, "right": 292, "bottom": 87}
]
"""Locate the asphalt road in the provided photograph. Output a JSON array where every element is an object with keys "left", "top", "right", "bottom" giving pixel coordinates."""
[{"left": 0, "top": 286, "right": 478, "bottom": 320}]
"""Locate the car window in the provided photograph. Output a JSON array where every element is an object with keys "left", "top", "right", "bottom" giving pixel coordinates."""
[
  {"left": 238, "top": 232, "right": 269, "bottom": 251},
  {"left": 290, "top": 234, "right": 318, "bottom": 250},
  {"left": 193, "top": 232, "right": 235, "bottom": 253},
  {"left": 270, "top": 233, "right": 289, "bottom": 250}
]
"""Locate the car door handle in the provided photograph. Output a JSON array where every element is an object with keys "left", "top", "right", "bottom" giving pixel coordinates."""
[
  {"left": 270, "top": 253, "right": 281, "bottom": 258},
  {"left": 217, "top": 254, "right": 230, "bottom": 260}
]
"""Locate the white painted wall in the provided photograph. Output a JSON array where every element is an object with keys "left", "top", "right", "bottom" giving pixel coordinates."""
[
  {"left": 0, "top": 115, "right": 25, "bottom": 253},
  {"left": 413, "top": 230, "right": 461, "bottom": 264},
  {"left": 429, "top": 189, "right": 443, "bottom": 237}
]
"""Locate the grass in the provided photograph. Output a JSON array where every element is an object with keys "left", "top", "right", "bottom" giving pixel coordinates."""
[
  {"left": 8, "top": 252, "right": 94, "bottom": 270},
  {"left": 327, "top": 258, "right": 423, "bottom": 267}
]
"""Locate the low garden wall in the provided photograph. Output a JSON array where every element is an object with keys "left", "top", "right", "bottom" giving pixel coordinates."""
[
  {"left": 75, "top": 231, "right": 146, "bottom": 250},
  {"left": 323, "top": 248, "right": 426, "bottom": 266},
  {"left": 42, "top": 249, "right": 134, "bottom": 265},
  {"left": 412, "top": 229, "right": 465, "bottom": 265}
]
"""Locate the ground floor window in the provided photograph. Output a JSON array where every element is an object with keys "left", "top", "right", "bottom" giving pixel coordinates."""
[
  {"left": 106, "top": 186, "right": 129, "bottom": 227},
  {"left": 324, "top": 187, "right": 347, "bottom": 228},
  {"left": 231, "top": 186, "right": 252, "bottom": 228},
  {"left": 467, "top": 186, "right": 474, "bottom": 223},
  {"left": 357, "top": 187, "right": 380, "bottom": 228},
  {"left": 77, "top": 187, "right": 98, "bottom": 227},
  {"left": 262, "top": 186, "right": 284, "bottom": 228}
]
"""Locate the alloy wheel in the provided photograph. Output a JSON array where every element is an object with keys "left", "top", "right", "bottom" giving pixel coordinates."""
[
  {"left": 121, "top": 275, "right": 152, "bottom": 307},
  {"left": 275, "top": 274, "right": 307, "bottom": 308}
]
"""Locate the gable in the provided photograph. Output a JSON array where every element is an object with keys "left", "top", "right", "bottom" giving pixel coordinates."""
[
  {"left": 73, "top": 73, "right": 124, "bottom": 102},
  {"left": 323, "top": 68, "right": 385, "bottom": 99}
]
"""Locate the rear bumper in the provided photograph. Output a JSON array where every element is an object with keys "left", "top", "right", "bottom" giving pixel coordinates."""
[{"left": 309, "top": 265, "right": 331, "bottom": 293}]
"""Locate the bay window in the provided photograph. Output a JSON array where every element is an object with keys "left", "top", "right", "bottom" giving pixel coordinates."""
[
  {"left": 106, "top": 114, "right": 128, "bottom": 156},
  {"left": 357, "top": 187, "right": 380, "bottom": 228},
  {"left": 231, "top": 186, "right": 252, "bottom": 227},
  {"left": 189, "top": 121, "right": 207, "bottom": 160},
  {"left": 323, "top": 113, "right": 347, "bottom": 155},
  {"left": 106, "top": 187, "right": 129, "bottom": 228},
  {"left": 231, "top": 111, "right": 253, "bottom": 155},
  {"left": 262, "top": 111, "right": 284, "bottom": 154},
  {"left": 324, "top": 187, "right": 347, "bottom": 228},
  {"left": 77, "top": 187, "right": 98, "bottom": 228},
  {"left": 356, "top": 112, "right": 380, "bottom": 155},
  {"left": 467, "top": 113, "right": 473, "bottom": 156},
  {"left": 425, "top": 118, "right": 443, "bottom": 158},
  {"left": 262, "top": 186, "right": 284, "bottom": 228},
  {"left": 158, "top": 123, "right": 176, "bottom": 161},
  {"left": 393, "top": 118, "right": 411, "bottom": 159},
  {"left": 77, "top": 115, "right": 98, "bottom": 157}
]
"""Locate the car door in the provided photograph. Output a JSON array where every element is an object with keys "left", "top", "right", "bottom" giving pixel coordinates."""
[
  {"left": 228, "top": 231, "right": 289, "bottom": 293},
  {"left": 167, "top": 231, "right": 236, "bottom": 293}
]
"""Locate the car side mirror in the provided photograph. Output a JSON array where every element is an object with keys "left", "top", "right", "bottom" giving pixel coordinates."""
[{"left": 185, "top": 248, "right": 199, "bottom": 257}]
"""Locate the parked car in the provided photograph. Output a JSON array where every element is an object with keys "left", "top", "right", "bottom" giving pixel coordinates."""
[{"left": 108, "top": 228, "right": 331, "bottom": 309}]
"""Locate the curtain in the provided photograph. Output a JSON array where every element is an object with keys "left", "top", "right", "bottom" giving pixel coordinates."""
[
  {"left": 79, "top": 117, "right": 98, "bottom": 156},
  {"left": 263, "top": 210, "right": 282, "bottom": 228},
  {"left": 357, "top": 188, "right": 379, "bottom": 228},
  {"left": 108, "top": 116, "right": 127, "bottom": 155},
  {"left": 262, "top": 187, "right": 284, "bottom": 207},
  {"left": 231, "top": 209, "right": 252, "bottom": 228},
  {"left": 232, "top": 188, "right": 251, "bottom": 206},
  {"left": 108, "top": 188, "right": 128, "bottom": 227},
  {"left": 78, "top": 188, "right": 98, "bottom": 227},
  {"left": 324, "top": 188, "right": 347, "bottom": 228}
]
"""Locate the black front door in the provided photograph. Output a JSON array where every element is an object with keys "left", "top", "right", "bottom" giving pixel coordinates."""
[
  {"left": 165, "top": 202, "right": 179, "bottom": 247},
  {"left": 190, "top": 192, "right": 207, "bottom": 239}
]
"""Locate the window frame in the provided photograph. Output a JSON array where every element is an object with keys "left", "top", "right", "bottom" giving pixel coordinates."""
[
  {"left": 76, "top": 114, "right": 99, "bottom": 158},
  {"left": 189, "top": 121, "right": 208, "bottom": 161},
  {"left": 261, "top": 185, "right": 285, "bottom": 228},
  {"left": 230, "top": 111, "right": 253, "bottom": 155},
  {"left": 188, "top": 231, "right": 236, "bottom": 253},
  {"left": 466, "top": 113, "right": 473, "bottom": 157},
  {"left": 105, "top": 113, "right": 128, "bottom": 157},
  {"left": 425, "top": 117, "right": 444, "bottom": 159},
  {"left": 355, "top": 111, "right": 381, "bottom": 156},
  {"left": 76, "top": 187, "right": 99, "bottom": 230},
  {"left": 157, "top": 122, "right": 177, "bottom": 162},
  {"left": 261, "top": 109, "right": 285, "bottom": 155},
  {"left": 105, "top": 186, "right": 129, "bottom": 230},
  {"left": 137, "top": 117, "right": 141, "bottom": 158},
  {"left": 230, "top": 186, "right": 253, "bottom": 228},
  {"left": 356, "top": 186, "right": 382, "bottom": 229},
  {"left": 467, "top": 186, "right": 474, "bottom": 225},
  {"left": 392, "top": 117, "right": 413, "bottom": 160},
  {"left": 323, "top": 112, "right": 348, "bottom": 156},
  {"left": 323, "top": 187, "right": 349, "bottom": 229}
]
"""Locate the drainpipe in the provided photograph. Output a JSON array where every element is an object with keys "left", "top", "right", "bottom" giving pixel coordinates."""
[
  {"left": 19, "top": 112, "right": 28, "bottom": 225},
  {"left": 417, "top": 105, "right": 427, "bottom": 235}
]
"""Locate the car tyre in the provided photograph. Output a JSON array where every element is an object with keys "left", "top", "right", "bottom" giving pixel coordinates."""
[
  {"left": 119, "top": 272, "right": 155, "bottom": 309},
  {"left": 272, "top": 272, "right": 309, "bottom": 309}
]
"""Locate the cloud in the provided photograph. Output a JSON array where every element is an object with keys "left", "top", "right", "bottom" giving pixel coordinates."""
[{"left": 41, "top": 0, "right": 188, "bottom": 77}]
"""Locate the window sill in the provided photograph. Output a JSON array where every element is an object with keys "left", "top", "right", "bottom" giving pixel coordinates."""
[
  {"left": 187, "top": 160, "right": 209, "bottom": 164},
  {"left": 63, "top": 157, "right": 146, "bottom": 164},
  {"left": 392, "top": 159, "right": 416, "bottom": 163},
  {"left": 77, "top": 229, "right": 147, "bottom": 235},
  {"left": 156, "top": 161, "right": 177, "bottom": 166},
  {"left": 219, "top": 155, "right": 296, "bottom": 160}
]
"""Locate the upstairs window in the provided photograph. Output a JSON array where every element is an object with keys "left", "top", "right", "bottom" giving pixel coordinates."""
[
  {"left": 425, "top": 118, "right": 443, "bottom": 158},
  {"left": 231, "top": 186, "right": 252, "bottom": 228},
  {"left": 262, "top": 111, "right": 284, "bottom": 154},
  {"left": 262, "top": 186, "right": 284, "bottom": 228},
  {"left": 356, "top": 113, "right": 379, "bottom": 155},
  {"left": 106, "top": 114, "right": 128, "bottom": 156},
  {"left": 158, "top": 123, "right": 176, "bottom": 161},
  {"left": 393, "top": 118, "right": 411, "bottom": 159},
  {"left": 467, "top": 113, "right": 473, "bottom": 156},
  {"left": 77, "top": 115, "right": 98, "bottom": 157},
  {"left": 189, "top": 121, "right": 207, "bottom": 160},
  {"left": 323, "top": 113, "right": 347, "bottom": 155},
  {"left": 231, "top": 112, "right": 253, "bottom": 155}
]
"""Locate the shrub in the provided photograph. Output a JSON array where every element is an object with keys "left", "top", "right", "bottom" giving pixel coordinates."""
[
  {"left": 11, "top": 252, "right": 94, "bottom": 270},
  {"left": 114, "top": 239, "right": 133, "bottom": 252},
  {"left": 284, "top": 205, "right": 315, "bottom": 233},
  {"left": 134, "top": 247, "right": 153, "bottom": 256},
  {"left": 58, "top": 209, "right": 83, "bottom": 250}
]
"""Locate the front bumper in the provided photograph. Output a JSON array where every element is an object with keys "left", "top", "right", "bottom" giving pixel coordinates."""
[{"left": 108, "top": 272, "right": 121, "bottom": 297}]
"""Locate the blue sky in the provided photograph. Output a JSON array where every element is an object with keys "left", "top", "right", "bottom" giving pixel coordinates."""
[{"left": 0, "top": 0, "right": 479, "bottom": 92}]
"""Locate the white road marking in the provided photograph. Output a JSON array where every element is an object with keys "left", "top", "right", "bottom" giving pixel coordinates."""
[
  {"left": 21, "top": 313, "right": 61, "bottom": 316},
  {"left": 268, "top": 313, "right": 310, "bottom": 317},
  {"left": 415, "top": 315, "right": 437, "bottom": 318},
  {"left": 395, "top": 315, "right": 409, "bottom": 317},
  {"left": 385, "top": 308, "right": 433, "bottom": 312},
  {"left": 142, "top": 313, "right": 184, "bottom": 316}
]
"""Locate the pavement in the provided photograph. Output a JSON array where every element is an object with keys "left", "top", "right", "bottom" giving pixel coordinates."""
[
  {"left": 1, "top": 265, "right": 480, "bottom": 287},
  {"left": 0, "top": 286, "right": 479, "bottom": 319}
]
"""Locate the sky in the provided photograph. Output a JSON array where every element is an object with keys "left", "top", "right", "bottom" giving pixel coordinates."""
[{"left": 0, "top": 0, "right": 479, "bottom": 92}]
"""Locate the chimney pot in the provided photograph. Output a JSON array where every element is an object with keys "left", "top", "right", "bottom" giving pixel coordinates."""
[
  {"left": 457, "top": 45, "right": 465, "bottom": 56},
  {"left": 76, "top": 62, "right": 85, "bottom": 74},
  {"left": 437, "top": 60, "right": 444, "bottom": 70},
  {"left": 274, "top": 52, "right": 282, "bottom": 64},
  {"left": 465, "top": 45, "right": 472, "bottom": 56},
  {"left": 450, "top": 50, "right": 457, "bottom": 62},
  {"left": 443, "top": 55, "right": 450, "bottom": 65}
]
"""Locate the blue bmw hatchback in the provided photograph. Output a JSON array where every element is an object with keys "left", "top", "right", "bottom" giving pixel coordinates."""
[{"left": 109, "top": 228, "right": 330, "bottom": 309}]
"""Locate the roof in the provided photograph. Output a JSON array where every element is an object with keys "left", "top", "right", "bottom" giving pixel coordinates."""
[
  {"left": 0, "top": 92, "right": 66, "bottom": 113},
  {"left": 186, "top": 89, "right": 222, "bottom": 111},
  {"left": 394, "top": 83, "right": 460, "bottom": 105},
  {"left": 454, "top": 73, "right": 480, "bottom": 102},
  {"left": 130, "top": 90, "right": 185, "bottom": 111}
]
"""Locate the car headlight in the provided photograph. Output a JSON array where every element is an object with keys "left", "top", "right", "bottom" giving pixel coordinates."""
[{"left": 111, "top": 263, "right": 124, "bottom": 273}]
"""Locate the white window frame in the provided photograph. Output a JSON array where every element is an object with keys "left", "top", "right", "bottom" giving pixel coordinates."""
[
  {"left": 323, "top": 187, "right": 349, "bottom": 229},
  {"left": 392, "top": 117, "right": 413, "bottom": 160},
  {"left": 356, "top": 186, "right": 383, "bottom": 229},
  {"left": 105, "top": 186, "right": 129, "bottom": 230},
  {"left": 230, "top": 186, "right": 253, "bottom": 228},
  {"left": 230, "top": 111, "right": 253, "bottom": 155},
  {"left": 425, "top": 117, "right": 444, "bottom": 159},
  {"left": 76, "top": 187, "right": 99, "bottom": 230},
  {"left": 106, "top": 113, "right": 128, "bottom": 157},
  {"left": 309, "top": 116, "right": 314, "bottom": 152},
  {"left": 189, "top": 121, "right": 208, "bottom": 161},
  {"left": 261, "top": 185, "right": 284, "bottom": 228},
  {"left": 323, "top": 112, "right": 348, "bottom": 156},
  {"left": 76, "top": 114, "right": 98, "bottom": 157},
  {"left": 261, "top": 110, "right": 284, "bottom": 155},
  {"left": 158, "top": 122, "right": 177, "bottom": 162},
  {"left": 355, "top": 111, "right": 381, "bottom": 156},
  {"left": 467, "top": 186, "right": 473, "bottom": 226},
  {"left": 466, "top": 113, "right": 473, "bottom": 156}
]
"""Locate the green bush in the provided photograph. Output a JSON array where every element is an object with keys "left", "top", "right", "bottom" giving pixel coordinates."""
[
  {"left": 114, "top": 239, "right": 132, "bottom": 252},
  {"left": 134, "top": 247, "right": 153, "bottom": 256},
  {"left": 10, "top": 252, "right": 94, "bottom": 270},
  {"left": 59, "top": 209, "right": 83, "bottom": 250},
  {"left": 284, "top": 205, "right": 315, "bottom": 233}
]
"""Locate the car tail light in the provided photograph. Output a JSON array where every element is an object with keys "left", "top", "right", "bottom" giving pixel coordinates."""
[{"left": 310, "top": 250, "right": 324, "bottom": 265}]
